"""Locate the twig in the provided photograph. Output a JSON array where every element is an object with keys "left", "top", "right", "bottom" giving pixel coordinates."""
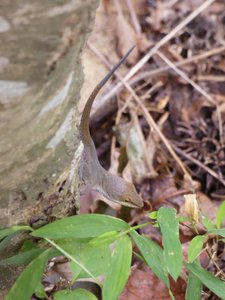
[
  {"left": 116, "top": 81, "right": 162, "bottom": 126},
  {"left": 130, "top": 46, "right": 225, "bottom": 86},
  {"left": 159, "top": 50, "right": 218, "bottom": 106},
  {"left": 155, "top": 50, "right": 223, "bottom": 143},
  {"left": 140, "top": 81, "right": 163, "bottom": 101},
  {"left": 205, "top": 247, "right": 225, "bottom": 277},
  {"left": 100, "top": 0, "right": 216, "bottom": 104},
  {"left": 193, "top": 75, "right": 225, "bottom": 82},
  {"left": 125, "top": 0, "right": 216, "bottom": 79},
  {"left": 114, "top": 0, "right": 122, "bottom": 16},
  {"left": 165, "top": 0, "right": 179, "bottom": 8},
  {"left": 88, "top": 43, "right": 192, "bottom": 183},
  {"left": 125, "top": 0, "right": 141, "bottom": 34},
  {"left": 172, "top": 144, "right": 225, "bottom": 186},
  {"left": 115, "top": 93, "right": 133, "bottom": 125}
]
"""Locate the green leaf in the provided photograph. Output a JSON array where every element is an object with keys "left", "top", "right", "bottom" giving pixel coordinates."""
[
  {"left": 0, "top": 248, "right": 45, "bottom": 266},
  {"left": 208, "top": 228, "right": 225, "bottom": 237},
  {"left": 188, "top": 236, "right": 205, "bottom": 263},
  {"left": 54, "top": 288, "right": 97, "bottom": 300},
  {"left": 0, "top": 225, "right": 32, "bottom": 240},
  {"left": 46, "top": 238, "right": 99, "bottom": 284},
  {"left": 102, "top": 235, "right": 132, "bottom": 300},
  {"left": 69, "top": 243, "right": 111, "bottom": 280},
  {"left": 88, "top": 231, "right": 119, "bottom": 246},
  {"left": 202, "top": 215, "right": 215, "bottom": 231},
  {"left": 53, "top": 238, "right": 89, "bottom": 251},
  {"left": 5, "top": 249, "right": 51, "bottom": 300},
  {"left": 32, "top": 214, "right": 129, "bottom": 239},
  {"left": 54, "top": 236, "right": 112, "bottom": 280},
  {"left": 0, "top": 231, "right": 23, "bottom": 252},
  {"left": 34, "top": 282, "right": 47, "bottom": 299},
  {"left": 186, "top": 263, "right": 225, "bottom": 300},
  {"left": 130, "top": 230, "right": 170, "bottom": 288},
  {"left": 157, "top": 207, "right": 182, "bottom": 281},
  {"left": 216, "top": 201, "right": 225, "bottom": 228},
  {"left": 148, "top": 211, "right": 158, "bottom": 219},
  {"left": 177, "top": 215, "right": 191, "bottom": 223},
  {"left": 185, "top": 261, "right": 202, "bottom": 300},
  {"left": 21, "top": 240, "right": 39, "bottom": 252}
]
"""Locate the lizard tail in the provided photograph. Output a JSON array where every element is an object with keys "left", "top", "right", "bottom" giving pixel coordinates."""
[{"left": 79, "top": 45, "right": 135, "bottom": 144}]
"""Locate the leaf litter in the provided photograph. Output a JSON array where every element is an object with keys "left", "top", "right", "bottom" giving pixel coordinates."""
[{"left": 37, "top": 0, "right": 225, "bottom": 299}]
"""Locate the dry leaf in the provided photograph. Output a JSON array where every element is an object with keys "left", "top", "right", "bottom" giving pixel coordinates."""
[
  {"left": 148, "top": 175, "right": 184, "bottom": 207},
  {"left": 156, "top": 95, "right": 170, "bottom": 110},
  {"left": 145, "top": 133, "right": 157, "bottom": 177},
  {"left": 136, "top": 33, "right": 153, "bottom": 52},
  {"left": 125, "top": 113, "right": 150, "bottom": 182},
  {"left": 120, "top": 264, "right": 186, "bottom": 300},
  {"left": 115, "top": 1, "right": 139, "bottom": 64},
  {"left": 197, "top": 192, "right": 219, "bottom": 223},
  {"left": 109, "top": 137, "right": 122, "bottom": 175},
  {"left": 184, "top": 194, "right": 199, "bottom": 223},
  {"left": 122, "top": 161, "right": 134, "bottom": 183},
  {"left": 119, "top": 264, "right": 169, "bottom": 300}
]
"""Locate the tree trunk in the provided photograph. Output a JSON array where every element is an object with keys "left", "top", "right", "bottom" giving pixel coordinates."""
[{"left": 0, "top": 0, "right": 99, "bottom": 293}]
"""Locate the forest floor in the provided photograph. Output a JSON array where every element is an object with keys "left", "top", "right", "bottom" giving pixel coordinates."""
[{"left": 42, "top": 1, "right": 225, "bottom": 299}]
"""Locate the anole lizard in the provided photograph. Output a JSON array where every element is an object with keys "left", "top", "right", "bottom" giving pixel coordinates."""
[{"left": 79, "top": 46, "right": 143, "bottom": 208}]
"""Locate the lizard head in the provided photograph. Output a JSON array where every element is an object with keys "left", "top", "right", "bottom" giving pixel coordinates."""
[
  {"left": 100, "top": 169, "right": 144, "bottom": 208},
  {"left": 102, "top": 176, "right": 144, "bottom": 208},
  {"left": 120, "top": 181, "right": 144, "bottom": 208},
  {"left": 95, "top": 167, "right": 144, "bottom": 208}
]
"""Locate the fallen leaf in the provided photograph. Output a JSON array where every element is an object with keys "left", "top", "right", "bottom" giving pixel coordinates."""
[
  {"left": 125, "top": 112, "right": 151, "bottom": 182},
  {"left": 119, "top": 264, "right": 186, "bottom": 300},
  {"left": 148, "top": 175, "right": 184, "bottom": 207},
  {"left": 115, "top": 2, "right": 139, "bottom": 65}
]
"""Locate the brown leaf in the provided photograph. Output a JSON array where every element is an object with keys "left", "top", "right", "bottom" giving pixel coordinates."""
[
  {"left": 136, "top": 33, "right": 153, "bottom": 52},
  {"left": 148, "top": 175, "right": 184, "bottom": 207},
  {"left": 116, "top": 11, "right": 139, "bottom": 65},
  {"left": 125, "top": 113, "right": 151, "bottom": 182},
  {"left": 197, "top": 192, "right": 219, "bottom": 222},
  {"left": 119, "top": 264, "right": 186, "bottom": 300},
  {"left": 132, "top": 0, "right": 147, "bottom": 15}
]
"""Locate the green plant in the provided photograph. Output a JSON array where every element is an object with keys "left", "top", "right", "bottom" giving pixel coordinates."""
[{"left": 1, "top": 201, "right": 225, "bottom": 300}]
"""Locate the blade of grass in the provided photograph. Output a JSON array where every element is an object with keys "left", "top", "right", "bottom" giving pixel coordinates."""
[
  {"left": 32, "top": 214, "right": 129, "bottom": 239},
  {"left": 130, "top": 230, "right": 170, "bottom": 288},
  {"left": 185, "top": 261, "right": 202, "bottom": 300},
  {"left": 45, "top": 238, "right": 101, "bottom": 287},
  {"left": 188, "top": 236, "right": 205, "bottom": 263},
  {"left": 0, "top": 225, "right": 32, "bottom": 240},
  {"left": 54, "top": 288, "right": 98, "bottom": 300},
  {"left": 186, "top": 263, "right": 225, "bottom": 300},
  {"left": 102, "top": 235, "right": 132, "bottom": 300},
  {"left": 157, "top": 207, "right": 182, "bottom": 281},
  {"left": 216, "top": 201, "right": 225, "bottom": 228},
  {"left": 5, "top": 249, "right": 51, "bottom": 300}
]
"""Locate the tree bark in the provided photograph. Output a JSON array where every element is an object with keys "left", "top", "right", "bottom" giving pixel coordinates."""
[{"left": 0, "top": 0, "right": 99, "bottom": 293}]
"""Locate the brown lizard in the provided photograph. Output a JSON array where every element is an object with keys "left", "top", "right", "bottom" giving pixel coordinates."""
[{"left": 79, "top": 46, "right": 143, "bottom": 208}]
